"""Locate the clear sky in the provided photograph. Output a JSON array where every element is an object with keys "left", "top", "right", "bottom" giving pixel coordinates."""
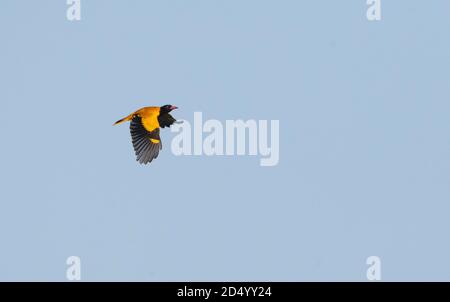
[{"left": 1, "top": 0, "right": 450, "bottom": 281}]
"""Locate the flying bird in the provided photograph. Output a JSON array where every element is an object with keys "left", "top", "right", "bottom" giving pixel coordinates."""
[{"left": 114, "top": 105, "right": 178, "bottom": 164}]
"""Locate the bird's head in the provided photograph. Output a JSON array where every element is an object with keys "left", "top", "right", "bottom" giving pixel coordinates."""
[{"left": 160, "top": 104, "right": 178, "bottom": 114}]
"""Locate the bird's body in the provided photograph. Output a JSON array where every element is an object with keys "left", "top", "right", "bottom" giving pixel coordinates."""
[{"left": 114, "top": 105, "right": 178, "bottom": 164}]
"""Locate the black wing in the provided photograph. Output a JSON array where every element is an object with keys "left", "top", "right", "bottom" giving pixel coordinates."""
[
  {"left": 130, "top": 115, "right": 162, "bottom": 164},
  {"left": 158, "top": 113, "right": 177, "bottom": 128}
]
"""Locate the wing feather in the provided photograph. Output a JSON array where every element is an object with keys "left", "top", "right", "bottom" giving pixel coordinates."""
[{"left": 130, "top": 115, "right": 161, "bottom": 164}]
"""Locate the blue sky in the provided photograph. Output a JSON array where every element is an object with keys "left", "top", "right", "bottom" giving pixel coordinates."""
[{"left": 1, "top": 0, "right": 450, "bottom": 281}]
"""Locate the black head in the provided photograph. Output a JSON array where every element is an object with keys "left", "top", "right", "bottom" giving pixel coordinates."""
[{"left": 160, "top": 104, "right": 178, "bottom": 114}]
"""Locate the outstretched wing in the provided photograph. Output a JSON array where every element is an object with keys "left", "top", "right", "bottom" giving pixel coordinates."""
[
  {"left": 130, "top": 115, "right": 162, "bottom": 164},
  {"left": 158, "top": 113, "right": 177, "bottom": 128}
]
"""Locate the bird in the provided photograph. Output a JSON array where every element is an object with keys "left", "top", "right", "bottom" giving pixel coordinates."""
[{"left": 114, "top": 105, "right": 178, "bottom": 164}]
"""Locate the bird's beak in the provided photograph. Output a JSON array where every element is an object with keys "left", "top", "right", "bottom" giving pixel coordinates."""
[{"left": 170, "top": 105, "right": 178, "bottom": 111}]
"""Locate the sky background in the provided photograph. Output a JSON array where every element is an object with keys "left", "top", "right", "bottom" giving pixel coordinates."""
[{"left": 1, "top": 0, "right": 450, "bottom": 281}]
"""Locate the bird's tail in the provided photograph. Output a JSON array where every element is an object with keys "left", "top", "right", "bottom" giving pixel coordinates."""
[{"left": 113, "top": 113, "right": 134, "bottom": 126}]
